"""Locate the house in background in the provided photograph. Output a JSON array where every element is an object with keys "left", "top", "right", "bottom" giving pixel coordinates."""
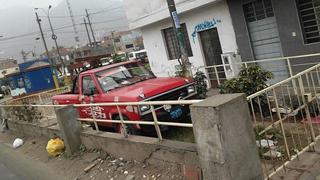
[
  {"left": 124, "top": 0, "right": 320, "bottom": 87},
  {"left": 102, "top": 31, "right": 144, "bottom": 53},
  {"left": 123, "top": 0, "right": 238, "bottom": 80},
  {"left": 0, "top": 59, "right": 19, "bottom": 79},
  {"left": 228, "top": 0, "right": 320, "bottom": 82}
]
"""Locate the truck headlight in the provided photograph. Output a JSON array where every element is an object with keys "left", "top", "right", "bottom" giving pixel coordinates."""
[
  {"left": 187, "top": 85, "right": 195, "bottom": 94},
  {"left": 52, "top": 100, "right": 59, "bottom": 105},
  {"left": 140, "top": 105, "right": 150, "bottom": 113}
]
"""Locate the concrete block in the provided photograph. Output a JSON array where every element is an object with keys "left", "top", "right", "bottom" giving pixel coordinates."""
[
  {"left": 55, "top": 105, "right": 82, "bottom": 155},
  {"left": 190, "top": 94, "right": 263, "bottom": 180}
]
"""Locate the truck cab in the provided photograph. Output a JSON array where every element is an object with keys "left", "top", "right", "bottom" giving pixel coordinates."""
[{"left": 52, "top": 61, "right": 196, "bottom": 133}]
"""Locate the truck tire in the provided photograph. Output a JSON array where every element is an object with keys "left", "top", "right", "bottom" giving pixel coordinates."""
[{"left": 113, "top": 115, "right": 140, "bottom": 135}]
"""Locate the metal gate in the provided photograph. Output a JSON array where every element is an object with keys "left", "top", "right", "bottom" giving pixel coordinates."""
[{"left": 244, "top": 0, "right": 288, "bottom": 83}]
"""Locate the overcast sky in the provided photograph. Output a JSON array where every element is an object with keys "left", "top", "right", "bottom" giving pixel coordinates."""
[
  {"left": 0, "top": 0, "right": 63, "bottom": 9},
  {"left": 0, "top": 0, "right": 127, "bottom": 61}
]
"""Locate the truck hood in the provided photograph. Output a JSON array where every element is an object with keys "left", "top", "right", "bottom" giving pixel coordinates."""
[{"left": 107, "top": 77, "right": 190, "bottom": 100}]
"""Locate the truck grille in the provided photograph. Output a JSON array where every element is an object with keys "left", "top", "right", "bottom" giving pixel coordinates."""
[
  {"left": 152, "top": 87, "right": 188, "bottom": 101},
  {"left": 149, "top": 87, "right": 188, "bottom": 108}
]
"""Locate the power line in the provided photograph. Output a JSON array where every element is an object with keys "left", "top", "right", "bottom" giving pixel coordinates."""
[
  {"left": 89, "top": 6, "right": 123, "bottom": 15},
  {"left": 39, "top": 15, "right": 84, "bottom": 18},
  {"left": 55, "top": 26, "right": 129, "bottom": 34},
  {"left": 0, "top": 17, "right": 127, "bottom": 42},
  {"left": 37, "top": 5, "right": 124, "bottom": 19}
]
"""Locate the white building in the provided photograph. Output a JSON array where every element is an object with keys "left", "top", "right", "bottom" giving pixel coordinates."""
[{"left": 124, "top": 0, "right": 238, "bottom": 79}]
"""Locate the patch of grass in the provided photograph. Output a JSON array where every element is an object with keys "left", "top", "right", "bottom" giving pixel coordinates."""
[{"left": 163, "top": 127, "right": 195, "bottom": 143}]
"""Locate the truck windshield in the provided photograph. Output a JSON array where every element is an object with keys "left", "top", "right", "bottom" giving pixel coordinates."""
[{"left": 96, "top": 63, "right": 155, "bottom": 92}]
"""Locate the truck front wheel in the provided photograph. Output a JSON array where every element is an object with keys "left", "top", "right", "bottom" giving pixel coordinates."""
[{"left": 113, "top": 115, "right": 140, "bottom": 135}]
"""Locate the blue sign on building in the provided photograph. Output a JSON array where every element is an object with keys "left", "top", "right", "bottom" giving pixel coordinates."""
[{"left": 191, "top": 18, "right": 221, "bottom": 43}]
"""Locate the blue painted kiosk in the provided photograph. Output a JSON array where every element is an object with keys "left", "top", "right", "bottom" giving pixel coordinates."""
[{"left": 7, "top": 58, "right": 56, "bottom": 96}]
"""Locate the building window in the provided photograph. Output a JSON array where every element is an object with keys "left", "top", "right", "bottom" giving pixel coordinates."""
[
  {"left": 297, "top": 0, "right": 320, "bottom": 44},
  {"left": 126, "top": 44, "right": 134, "bottom": 49},
  {"left": 162, "top": 23, "right": 193, "bottom": 60},
  {"left": 82, "top": 76, "right": 98, "bottom": 95},
  {"left": 243, "top": 0, "right": 274, "bottom": 22}
]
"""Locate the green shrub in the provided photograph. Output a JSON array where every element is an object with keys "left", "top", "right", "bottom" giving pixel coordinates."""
[
  {"left": 219, "top": 65, "right": 273, "bottom": 96},
  {"left": 193, "top": 71, "right": 208, "bottom": 99}
]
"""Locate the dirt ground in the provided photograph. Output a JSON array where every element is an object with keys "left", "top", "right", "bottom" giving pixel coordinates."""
[{"left": 0, "top": 131, "right": 184, "bottom": 180}]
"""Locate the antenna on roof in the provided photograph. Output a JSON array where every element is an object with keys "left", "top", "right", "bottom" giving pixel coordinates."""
[{"left": 66, "top": 0, "right": 80, "bottom": 48}]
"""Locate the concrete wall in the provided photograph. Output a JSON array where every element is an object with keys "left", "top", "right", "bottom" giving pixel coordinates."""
[
  {"left": 124, "top": 0, "right": 221, "bottom": 29},
  {"left": 190, "top": 94, "right": 263, "bottom": 180},
  {"left": 7, "top": 120, "right": 199, "bottom": 168},
  {"left": 226, "top": 0, "right": 254, "bottom": 61},
  {"left": 81, "top": 129, "right": 199, "bottom": 167},
  {"left": 141, "top": 0, "right": 238, "bottom": 77}
]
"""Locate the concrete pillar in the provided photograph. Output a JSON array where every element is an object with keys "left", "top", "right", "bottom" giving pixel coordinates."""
[
  {"left": 55, "top": 105, "right": 82, "bottom": 155},
  {"left": 190, "top": 94, "right": 263, "bottom": 180}
]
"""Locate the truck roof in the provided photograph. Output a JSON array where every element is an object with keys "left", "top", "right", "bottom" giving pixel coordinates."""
[{"left": 81, "top": 60, "right": 137, "bottom": 75}]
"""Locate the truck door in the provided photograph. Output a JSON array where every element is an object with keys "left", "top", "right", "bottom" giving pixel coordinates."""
[{"left": 80, "top": 75, "right": 108, "bottom": 121}]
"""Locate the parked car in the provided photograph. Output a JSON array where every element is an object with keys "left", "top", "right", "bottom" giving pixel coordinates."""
[
  {"left": 52, "top": 61, "right": 197, "bottom": 133},
  {"left": 128, "top": 49, "right": 148, "bottom": 63}
]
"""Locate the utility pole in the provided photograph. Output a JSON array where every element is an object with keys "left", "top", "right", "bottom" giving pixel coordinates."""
[
  {"left": 111, "top": 31, "right": 117, "bottom": 53},
  {"left": 83, "top": 18, "right": 92, "bottom": 46},
  {"left": 166, "top": 0, "right": 192, "bottom": 78},
  {"left": 46, "top": 6, "right": 66, "bottom": 75},
  {"left": 35, "top": 12, "right": 52, "bottom": 64},
  {"left": 35, "top": 11, "right": 59, "bottom": 88},
  {"left": 85, "top": 9, "right": 97, "bottom": 46}
]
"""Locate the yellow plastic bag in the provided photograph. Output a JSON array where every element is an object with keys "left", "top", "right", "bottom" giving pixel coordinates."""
[{"left": 46, "top": 138, "right": 65, "bottom": 156}]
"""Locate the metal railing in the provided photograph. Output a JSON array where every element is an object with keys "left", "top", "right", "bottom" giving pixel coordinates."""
[
  {"left": 247, "top": 63, "right": 320, "bottom": 179},
  {"left": 5, "top": 86, "right": 70, "bottom": 105},
  {"left": 0, "top": 99, "right": 202, "bottom": 141},
  {"left": 74, "top": 100, "right": 202, "bottom": 140},
  {"left": 197, "top": 53, "right": 320, "bottom": 87}
]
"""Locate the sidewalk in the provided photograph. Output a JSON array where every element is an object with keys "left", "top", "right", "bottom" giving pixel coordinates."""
[
  {"left": 0, "top": 131, "right": 184, "bottom": 180},
  {"left": 0, "top": 139, "right": 66, "bottom": 180},
  {"left": 271, "top": 150, "right": 320, "bottom": 180}
]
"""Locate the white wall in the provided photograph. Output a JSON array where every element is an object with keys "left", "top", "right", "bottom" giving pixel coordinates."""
[
  {"left": 141, "top": 1, "right": 238, "bottom": 77},
  {"left": 124, "top": 0, "right": 221, "bottom": 29}
]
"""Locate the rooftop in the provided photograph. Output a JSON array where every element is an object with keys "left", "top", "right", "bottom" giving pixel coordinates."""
[
  {"left": 81, "top": 60, "right": 138, "bottom": 75},
  {"left": 0, "top": 59, "right": 18, "bottom": 70}
]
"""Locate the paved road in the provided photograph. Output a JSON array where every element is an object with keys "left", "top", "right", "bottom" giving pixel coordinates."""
[
  {"left": 0, "top": 143, "right": 66, "bottom": 180},
  {"left": 0, "top": 162, "right": 21, "bottom": 180}
]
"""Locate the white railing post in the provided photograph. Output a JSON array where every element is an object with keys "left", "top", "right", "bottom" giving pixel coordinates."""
[
  {"left": 38, "top": 94, "right": 43, "bottom": 104},
  {"left": 272, "top": 88, "right": 291, "bottom": 159},
  {"left": 150, "top": 105, "right": 163, "bottom": 141},
  {"left": 298, "top": 76, "right": 316, "bottom": 143},
  {"left": 287, "top": 58, "right": 298, "bottom": 95},
  {"left": 287, "top": 58, "right": 294, "bottom": 77},
  {"left": 214, "top": 66, "right": 221, "bottom": 86},
  {"left": 89, "top": 105, "right": 99, "bottom": 132},
  {"left": 244, "top": 62, "right": 248, "bottom": 68},
  {"left": 116, "top": 105, "right": 128, "bottom": 138}
]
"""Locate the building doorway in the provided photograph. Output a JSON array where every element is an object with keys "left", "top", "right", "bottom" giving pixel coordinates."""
[
  {"left": 199, "top": 28, "right": 224, "bottom": 88},
  {"left": 243, "top": 0, "right": 288, "bottom": 83}
]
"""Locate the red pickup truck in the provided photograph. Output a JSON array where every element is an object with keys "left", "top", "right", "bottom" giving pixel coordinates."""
[{"left": 52, "top": 61, "right": 197, "bottom": 133}]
